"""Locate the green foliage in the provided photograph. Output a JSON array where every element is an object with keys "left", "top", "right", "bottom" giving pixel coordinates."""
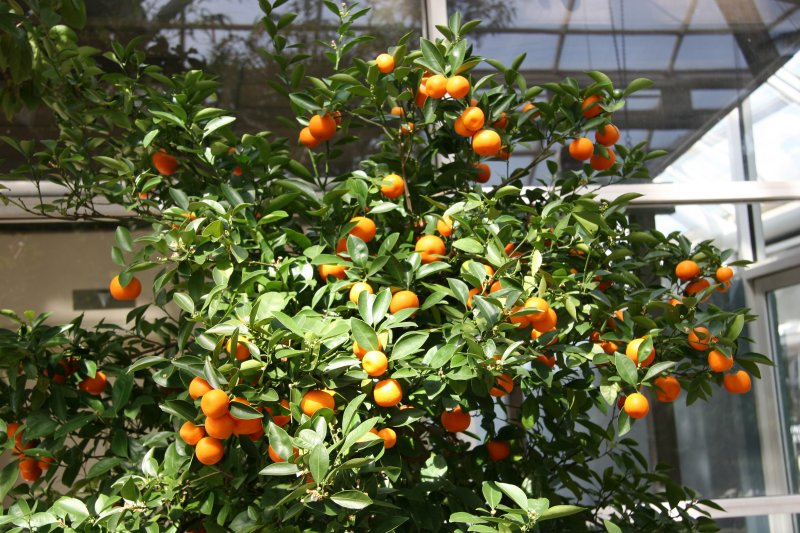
[{"left": 0, "top": 2, "right": 766, "bottom": 532}]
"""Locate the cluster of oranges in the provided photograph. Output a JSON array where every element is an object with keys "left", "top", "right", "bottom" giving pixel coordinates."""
[
  {"left": 45, "top": 356, "right": 107, "bottom": 396},
  {"left": 687, "top": 325, "right": 751, "bottom": 394},
  {"left": 5, "top": 423, "right": 54, "bottom": 482},
  {"left": 298, "top": 112, "right": 341, "bottom": 149},
  {"left": 675, "top": 259, "right": 733, "bottom": 299},
  {"left": 181, "top": 377, "right": 272, "bottom": 465}
]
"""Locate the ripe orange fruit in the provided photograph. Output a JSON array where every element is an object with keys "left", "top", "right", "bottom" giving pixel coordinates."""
[
  {"left": 568, "top": 138, "right": 594, "bottom": 161},
  {"left": 381, "top": 173, "right": 405, "bottom": 199},
  {"left": 595, "top": 124, "right": 620, "bottom": 146},
  {"left": 486, "top": 440, "right": 510, "bottom": 461},
  {"left": 200, "top": 389, "right": 229, "bottom": 418},
  {"left": 688, "top": 327, "right": 712, "bottom": 351},
  {"left": 195, "top": 437, "right": 224, "bottom": 465},
  {"left": 227, "top": 338, "right": 250, "bottom": 361},
  {"left": 204, "top": 414, "right": 235, "bottom": 439},
  {"left": 473, "top": 163, "right": 491, "bottom": 183},
  {"left": 491, "top": 112, "right": 508, "bottom": 129},
  {"left": 600, "top": 340, "right": 619, "bottom": 354},
  {"left": 390, "top": 106, "right": 404, "bottom": 116},
  {"left": 496, "top": 145, "right": 511, "bottom": 160},
  {"left": 530, "top": 307, "right": 557, "bottom": 332},
  {"left": 232, "top": 414, "right": 262, "bottom": 436},
  {"left": 415, "top": 235, "right": 446, "bottom": 263},
  {"left": 79, "top": 370, "right": 107, "bottom": 395},
  {"left": 675, "top": 260, "right": 701, "bottom": 281},
  {"left": 581, "top": 94, "right": 603, "bottom": 118},
  {"left": 467, "top": 288, "right": 480, "bottom": 309},
  {"left": 425, "top": 74, "right": 448, "bottom": 98},
  {"left": 348, "top": 216, "right": 376, "bottom": 242},
  {"left": 389, "top": 290, "right": 419, "bottom": 314},
  {"left": 299, "top": 127, "right": 320, "bottom": 149},
  {"left": 472, "top": 129, "right": 502, "bottom": 157},
  {"left": 623, "top": 392, "right": 649, "bottom": 419},
  {"left": 716, "top": 266, "right": 734, "bottom": 282},
  {"left": 373, "top": 378, "right": 403, "bottom": 407},
  {"left": 268, "top": 445, "right": 290, "bottom": 463},
  {"left": 590, "top": 148, "right": 616, "bottom": 171},
  {"left": 724, "top": 370, "right": 752, "bottom": 394},
  {"left": 461, "top": 107, "right": 485, "bottom": 131},
  {"left": 708, "top": 350, "right": 734, "bottom": 372},
  {"left": 653, "top": 376, "right": 681, "bottom": 402},
  {"left": 109, "top": 275, "right": 142, "bottom": 301},
  {"left": 626, "top": 337, "right": 655, "bottom": 367},
  {"left": 268, "top": 399, "right": 292, "bottom": 427},
  {"left": 179, "top": 421, "right": 206, "bottom": 445},
  {"left": 415, "top": 82, "right": 428, "bottom": 108},
  {"left": 319, "top": 264, "right": 347, "bottom": 280},
  {"left": 490, "top": 373, "right": 514, "bottom": 397},
  {"left": 37, "top": 457, "right": 54, "bottom": 471},
  {"left": 509, "top": 306, "right": 530, "bottom": 327},
  {"left": 454, "top": 115, "right": 476, "bottom": 137},
  {"left": 400, "top": 121, "right": 415, "bottom": 134},
  {"left": 686, "top": 278, "right": 711, "bottom": 296},
  {"left": 524, "top": 297, "right": 550, "bottom": 319},
  {"left": 537, "top": 354, "right": 556, "bottom": 367},
  {"left": 301, "top": 390, "right": 335, "bottom": 416},
  {"left": 362, "top": 350, "right": 388, "bottom": 377},
  {"left": 354, "top": 339, "right": 382, "bottom": 359},
  {"left": 441, "top": 406, "right": 471, "bottom": 432},
  {"left": 446, "top": 75, "right": 470, "bottom": 98},
  {"left": 521, "top": 102, "right": 541, "bottom": 118},
  {"left": 6, "top": 422, "right": 22, "bottom": 445},
  {"left": 152, "top": 149, "right": 178, "bottom": 176},
  {"left": 377, "top": 428, "right": 397, "bottom": 449},
  {"left": 437, "top": 216, "right": 453, "bottom": 237},
  {"left": 189, "top": 377, "right": 213, "bottom": 399},
  {"left": 376, "top": 53, "right": 395, "bottom": 74},
  {"left": 18, "top": 459, "right": 41, "bottom": 482},
  {"left": 308, "top": 113, "right": 336, "bottom": 141},
  {"left": 349, "top": 282, "right": 373, "bottom": 304}
]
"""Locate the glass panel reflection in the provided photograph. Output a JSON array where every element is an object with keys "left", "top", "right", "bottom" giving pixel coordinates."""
[{"left": 767, "top": 283, "right": 800, "bottom": 493}]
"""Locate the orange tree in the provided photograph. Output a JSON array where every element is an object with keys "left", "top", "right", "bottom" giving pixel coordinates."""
[{"left": 0, "top": 1, "right": 769, "bottom": 531}]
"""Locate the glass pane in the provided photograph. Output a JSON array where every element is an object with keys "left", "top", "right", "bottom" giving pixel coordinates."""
[
  {"left": 767, "top": 283, "right": 800, "bottom": 493},
  {"left": 714, "top": 515, "right": 771, "bottom": 533},
  {"left": 449, "top": 0, "right": 800, "bottom": 178},
  {"left": 751, "top": 52, "right": 800, "bottom": 183}
]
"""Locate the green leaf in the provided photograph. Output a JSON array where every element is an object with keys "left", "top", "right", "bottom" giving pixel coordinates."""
[
  {"left": 203, "top": 116, "right": 236, "bottom": 138},
  {"left": 0, "top": 462, "right": 17, "bottom": 502},
  {"left": 112, "top": 372, "right": 134, "bottom": 414},
  {"left": 419, "top": 38, "right": 446, "bottom": 73},
  {"left": 268, "top": 420, "right": 294, "bottom": 462},
  {"left": 308, "top": 444, "right": 329, "bottom": 483},
  {"left": 351, "top": 318, "right": 379, "bottom": 351},
  {"left": 642, "top": 361, "right": 676, "bottom": 382},
  {"left": 482, "top": 481, "right": 502, "bottom": 509},
  {"left": 159, "top": 399, "right": 197, "bottom": 422},
  {"left": 87, "top": 457, "right": 123, "bottom": 478},
  {"left": 604, "top": 520, "right": 623, "bottom": 533},
  {"left": 452, "top": 237, "right": 484, "bottom": 254},
  {"left": 392, "top": 332, "right": 428, "bottom": 360},
  {"left": 289, "top": 93, "right": 319, "bottom": 112},
  {"left": 331, "top": 490, "right": 373, "bottom": 510},
  {"left": 142, "top": 129, "right": 159, "bottom": 148},
  {"left": 342, "top": 393, "right": 367, "bottom": 434},
  {"left": 614, "top": 352, "right": 639, "bottom": 387},
  {"left": 623, "top": 77, "right": 654, "bottom": 96},
  {"left": 53, "top": 496, "right": 90, "bottom": 524},
  {"left": 115, "top": 226, "right": 133, "bottom": 252},
  {"left": 173, "top": 293, "right": 195, "bottom": 315},
  {"left": 259, "top": 462, "right": 300, "bottom": 475},
  {"left": 539, "top": 505, "right": 585, "bottom": 521},
  {"left": 726, "top": 314, "right": 745, "bottom": 341},
  {"left": 93, "top": 155, "right": 130, "bottom": 173},
  {"left": 169, "top": 188, "right": 190, "bottom": 210},
  {"left": 449, "top": 512, "right": 486, "bottom": 524},
  {"left": 230, "top": 402, "right": 262, "bottom": 420},
  {"left": 494, "top": 482, "right": 530, "bottom": 511}
]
